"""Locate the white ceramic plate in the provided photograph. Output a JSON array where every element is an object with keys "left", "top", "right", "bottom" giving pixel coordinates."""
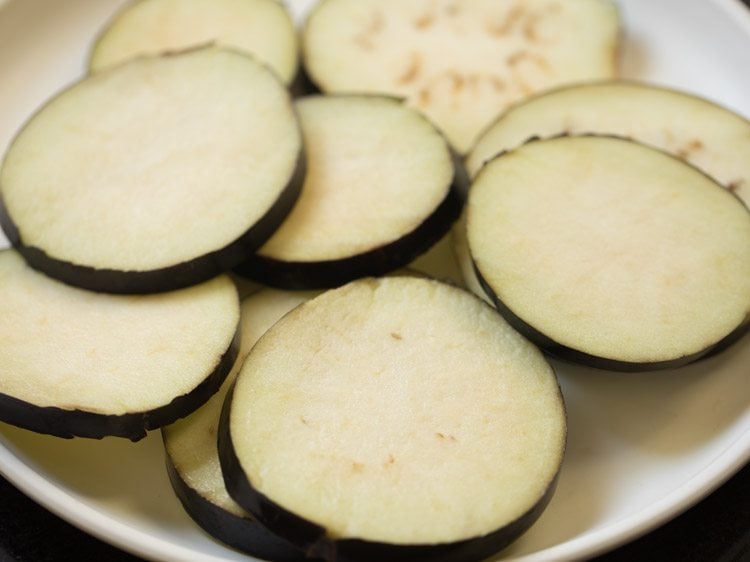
[{"left": 0, "top": 1, "right": 749, "bottom": 561}]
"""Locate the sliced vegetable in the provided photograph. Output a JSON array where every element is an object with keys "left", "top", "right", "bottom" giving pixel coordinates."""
[
  {"left": 163, "top": 289, "right": 317, "bottom": 560},
  {"left": 235, "top": 95, "right": 467, "bottom": 289},
  {"left": 458, "top": 81, "right": 750, "bottom": 308},
  {"left": 0, "top": 250, "right": 239, "bottom": 441},
  {"left": 220, "top": 276, "right": 565, "bottom": 561},
  {"left": 468, "top": 136, "right": 750, "bottom": 371},
  {"left": 302, "top": 0, "right": 619, "bottom": 152},
  {"left": 0, "top": 46, "right": 303, "bottom": 294},
  {"left": 467, "top": 81, "right": 750, "bottom": 206},
  {"left": 89, "top": 0, "right": 299, "bottom": 85}
]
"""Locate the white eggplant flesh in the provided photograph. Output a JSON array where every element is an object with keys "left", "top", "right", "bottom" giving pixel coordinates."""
[
  {"left": 0, "top": 250, "right": 240, "bottom": 441},
  {"left": 302, "top": 0, "right": 619, "bottom": 152},
  {"left": 220, "top": 276, "right": 565, "bottom": 561},
  {"left": 468, "top": 136, "right": 750, "bottom": 370},
  {"left": 90, "top": 0, "right": 299, "bottom": 84}
]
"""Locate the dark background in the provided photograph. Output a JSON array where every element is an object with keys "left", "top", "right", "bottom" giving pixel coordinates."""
[{"left": 1, "top": 0, "right": 750, "bottom": 560}]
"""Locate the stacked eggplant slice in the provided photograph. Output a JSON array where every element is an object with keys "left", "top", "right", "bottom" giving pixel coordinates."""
[
  {"left": 163, "top": 290, "right": 319, "bottom": 561},
  {"left": 0, "top": 46, "right": 303, "bottom": 294},
  {"left": 1, "top": 0, "right": 749, "bottom": 561},
  {"left": 219, "top": 277, "right": 566, "bottom": 562},
  {"left": 89, "top": 0, "right": 300, "bottom": 85},
  {"left": 454, "top": 81, "right": 750, "bottom": 366},
  {"left": 467, "top": 135, "right": 750, "bottom": 371},
  {"left": 302, "top": 0, "right": 620, "bottom": 153},
  {"left": 0, "top": 251, "right": 240, "bottom": 441},
  {"left": 234, "top": 94, "right": 467, "bottom": 289}
]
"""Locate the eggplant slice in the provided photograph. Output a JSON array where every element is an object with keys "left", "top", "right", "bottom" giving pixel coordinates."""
[
  {"left": 89, "top": 0, "right": 299, "bottom": 85},
  {"left": 467, "top": 81, "right": 750, "bottom": 206},
  {"left": 219, "top": 276, "right": 565, "bottom": 562},
  {"left": 235, "top": 95, "right": 467, "bottom": 289},
  {"left": 302, "top": 0, "right": 619, "bottom": 153},
  {"left": 163, "top": 289, "right": 318, "bottom": 561},
  {"left": 0, "top": 46, "right": 303, "bottom": 294},
  {"left": 458, "top": 81, "right": 750, "bottom": 311},
  {"left": 0, "top": 250, "right": 239, "bottom": 441},
  {"left": 468, "top": 136, "right": 750, "bottom": 371}
]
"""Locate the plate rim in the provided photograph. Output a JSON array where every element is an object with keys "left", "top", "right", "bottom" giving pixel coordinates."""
[{"left": 0, "top": 0, "right": 749, "bottom": 561}]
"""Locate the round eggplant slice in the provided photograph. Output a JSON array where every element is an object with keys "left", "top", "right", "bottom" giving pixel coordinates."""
[
  {"left": 89, "top": 0, "right": 299, "bottom": 85},
  {"left": 302, "top": 0, "right": 619, "bottom": 153},
  {"left": 163, "top": 289, "right": 317, "bottom": 561},
  {"left": 467, "top": 81, "right": 750, "bottom": 207},
  {"left": 235, "top": 95, "right": 467, "bottom": 290},
  {"left": 219, "top": 276, "right": 566, "bottom": 561},
  {"left": 468, "top": 136, "right": 750, "bottom": 371},
  {"left": 0, "top": 250, "right": 239, "bottom": 441},
  {"left": 0, "top": 46, "right": 303, "bottom": 294},
  {"left": 458, "top": 82, "right": 750, "bottom": 309}
]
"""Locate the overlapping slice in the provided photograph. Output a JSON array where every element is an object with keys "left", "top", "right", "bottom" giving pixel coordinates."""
[
  {"left": 0, "top": 250, "right": 239, "bottom": 441},
  {"left": 89, "top": 0, "right": 299, "bottom": 85},
  {"left": 468, "top": 136, "right": 750, "bottom": 371},
  {"left": 0, "top": 46, "right": 303, "bottom": 293},
  {"left": 235, "top": 95, "right": 467, "bottom": 289},
  {"left": 456, "top": 82, "right": 750, "bottom": 307},
  {"left": 302, "top": 0, "right": 619, "bottom": 152},
  {"left": 163, "top": 289, "right": 317, "bottom": 560},
  {"left": 467, "top": 81, "right": 750, "bottom": 203},
  {"left": 220, "top": 276, "right": 565, "bottom": 561}
]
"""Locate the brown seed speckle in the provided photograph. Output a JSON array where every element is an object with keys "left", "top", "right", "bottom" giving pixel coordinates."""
[
  {"left": 397, "top": 53, "right": 422, "bottom": 85},
  {"left": 486, "top": 6, "right": 524, "bottom": 37},
  {"left": 436, "top": 432, "right": 458, "bottom": 442},
  {"left": 416, "top": 88, "right": 431, "bottom": 107},
  {"left": 413, "top": 11, "right": 435, "bottom": 29},
  {"left": 727, "top": 179, "right": 744, "bottom": 193}
]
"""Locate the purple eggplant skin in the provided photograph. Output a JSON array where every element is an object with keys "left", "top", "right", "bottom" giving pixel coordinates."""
[
  {"left": 0, "top": 331, "right": 239, "bottom": 442},
  {"left": 218, "top": 380, "right": 559, "bottom": 562},
  {"left": 233, "top": 149, "right": 469, "bottom": 290},
  {"left": 163, "top": 450, "right": 311, "bottom": 562},
  {"left": 0, "top": 149, "right": 306, "bottom": 295},
  {"left": 473, "top": 262, "right": 748, "bottom": 372}
]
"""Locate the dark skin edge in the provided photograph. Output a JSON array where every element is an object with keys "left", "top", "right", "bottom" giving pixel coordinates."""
[
  {"left": 0, "top": 146, "right": 305, "bottom": 295},
  {"left": 0, "top": 329, "right": 239, "bottom": 442},
  {"left": 163, "top": 447, "right": 310, "bottom": 562},
  {"left": 235, "top": 100, "right": 469, "bottom": 290},
  {"left": 217, "top": 374, "right": 562, "bottom": 562},
  {"left": 235, "top": 151, "right": 467, "bottom": 289},
  {"left": 472, "top": 260, "right": 749, "bottom": 372}
]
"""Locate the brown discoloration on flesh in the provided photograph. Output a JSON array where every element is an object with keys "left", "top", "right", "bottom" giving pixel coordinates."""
[
  {"left": 413, "top": 8, "right": 435, "bottom": 29},
  {"left": 676, "top": 139, "right": 704, "bottom": 159},
  {"left": 506, "top": 50, "right": 550, "bottom": 71},
  {"left": 486, "top": 6, "right": 525, "bottom": 36},
  {"left": 490, "top": 76, "right": 506, "bottom": 92},
  {"left": 447, "top": 71, "right": 465, "bottom": 94},
  {"left": 396, "top": 53, "right": 422, "bottom": 85},
  {"left": 727, "top": 179, "right": 744, "bottom": 193},
  {"left": 300, "top": 415, "right": 310, "bottom": 426},
  {"left": 351, "top": 461, "right": 365, "bottom": 473},
  {"left": 384, "top": 453, "right": 396, "bottom": 467},
  {"left": 523, "top": 2, "right": 563, "bottom": 42},
  {"left": 416, "top": 87, "right": 431, "bottom": 107},
  {"left": 353, "top": 10, "right": 384, "bottom": 50},
  {"left": 390, "top": 332, "right": 403, "bottom": 340},
  {"left": 436, "top": 432, "right": 457, "bottom": 442}
]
